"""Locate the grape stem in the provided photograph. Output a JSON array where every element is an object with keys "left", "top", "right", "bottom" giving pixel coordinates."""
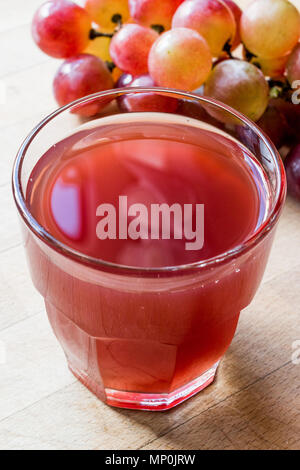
[
  {"left": 105, "top": 61, "right": 116, "bottom": 72},
  {"left": 243, "top": 44, "right": 257, "bottom": 61},
  {"left": 222, "top": 40, "right": 233, "bottom": 59},
  {"left": 89, "top": 29, "right": 113, "bottom": 39},
  {"left": 151, "top": 24, "right": 165, "bottom": 34},
  {"left": 268, "top": 78, "right": 292, "bottom": 101},
  {"left": 89, "top": 14, "right": 123, "bottom": 41},
  {"left": 111, "top": 13, "right": 123, "bottom": 29}
]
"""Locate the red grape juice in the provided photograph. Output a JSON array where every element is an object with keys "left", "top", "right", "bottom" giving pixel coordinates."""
[{"left": 24, "top": 113, "right": 272, "bottom": 409}]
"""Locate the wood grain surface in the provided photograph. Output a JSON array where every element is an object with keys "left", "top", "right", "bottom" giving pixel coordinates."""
[{"left": 0, "top": 0, "right": 299, "bottom": 450}]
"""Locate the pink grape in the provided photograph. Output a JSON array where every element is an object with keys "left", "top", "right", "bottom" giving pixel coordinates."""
[
  {"left": 84, "top": 0, "right": 129, "bottom": 32},
  {"left": 222, "top": 0, "right": 242, "bottom": 49},
  {"left": 287, "top": 44, "right": 300, "bottom": 86},
  {"left": 117, "top": 74, "right": 178, "bottom": 112},
  {"left": 285, "top": 144, "right": 300, "bottom": 200},
  {"left": 148, "top": 28, "right": 212, "bottom": 91},
  {"left": 172, "top": 0, "right": 236, "bottom": 57},
  {"left": 204, "top": 59, "right": 269, "bottom": 122},
  {"left": 53, "top": 54, "right": 114, "bottom": 117},
  {"left": 128, "top": 0, "right": 184, "bottom": 30},
  {"left": 110, "top": 24, "right": 158, "bottom": 75},
  {"left": 32, "top": 0, "right": 91, "bottom": 58},
  {"left": 240, "top": 0, "right": 300, "bottom": 59}
]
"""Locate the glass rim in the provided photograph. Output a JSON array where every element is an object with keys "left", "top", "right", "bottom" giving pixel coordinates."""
[{"left": 12, "top": 87, "right": 286, "bottom": 275}]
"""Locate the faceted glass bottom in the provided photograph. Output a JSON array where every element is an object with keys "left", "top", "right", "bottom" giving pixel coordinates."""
[{"left": 69, "top": 361, "right": 219, "bottom": 411}]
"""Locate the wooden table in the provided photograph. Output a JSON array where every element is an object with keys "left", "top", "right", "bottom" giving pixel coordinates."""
[{"left": 0, "top": 0, "right": 299, "bottom": 450}]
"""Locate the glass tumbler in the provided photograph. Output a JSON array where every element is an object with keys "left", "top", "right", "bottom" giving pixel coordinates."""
[{"left": 12, "top": 88, "right": 286, "bottom": 410}]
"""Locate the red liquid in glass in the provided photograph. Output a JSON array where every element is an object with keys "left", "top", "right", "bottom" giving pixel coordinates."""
[{"left": 25, "top": 115, "right": 271, "bottom": 408}]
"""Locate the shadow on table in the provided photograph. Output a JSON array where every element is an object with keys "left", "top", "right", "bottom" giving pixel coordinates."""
[{"left": 110, "top": 342, "right": 294, "bottom": 450}]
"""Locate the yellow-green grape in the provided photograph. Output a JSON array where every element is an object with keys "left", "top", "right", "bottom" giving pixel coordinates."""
[
  {"left": 241, "top": 0, "right": 300, "bottom": 59},
  {"left": 84, "top": 36, "right": 112, "bottom": 62},
  {"left": 251, "top": 54, "right": 290, "bottom": 79},
  {"left": 84, "top": 0, "right": 130, "bottom": 32}
]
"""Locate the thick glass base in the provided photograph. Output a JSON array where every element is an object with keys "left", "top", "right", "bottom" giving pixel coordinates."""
[{"left": 69, "top": 361, "right": 219, "bottom": 411}]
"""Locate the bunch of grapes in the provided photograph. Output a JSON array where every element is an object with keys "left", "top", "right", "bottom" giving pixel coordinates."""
[{"left": 32, "top": 0, "right": 300, "bottom": 198}]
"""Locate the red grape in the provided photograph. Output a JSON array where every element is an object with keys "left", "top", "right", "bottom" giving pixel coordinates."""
[
  {"left": 117, "top": 74, "right": 178, "bottom": 112},
  {"left": 128, "top": 0, "right": 184, "bottom": 30},
  {"left": 148, "top": 28, "right": 212, "bottom": 91},
  {"left": 241, "top": 0, "right": 300, "bottom": 59},
  {"left": 110, "top": 24, "right": 158, "bottom": 75},
  {"left": 84, "top": 0, "right": 129, "bottom": 32},
  {"left": 285, "top": 144, "right": 300, "bottom": 200},
  {"left": 204, "top": 60, "right": 269, "bottom": 122},
  {"left": 256, "top": 103, "right": 289, "bottom": 148},
  {"left": 177, "top": 98, "right": 225, "bottom": 131},
  {"left": 53, "top": 54, "right": 114, "bottom": 116},
  {"left": 32, "top": 0, "right": 91, "bottom": 58},
  {"left": 172, "top": 0, "right": 236, "bottom": 57},
  {"left": 287, "top": 44, "right": 300, "bottom": 86},
  {"left": 222, "top": 0, "right": 242, "bottom": 49},
  {"left": 115, "top": 73, "right": 134, "bottom": 88},
  {"left": 270, "top": 97, "right": 300, "bottom": 142}
]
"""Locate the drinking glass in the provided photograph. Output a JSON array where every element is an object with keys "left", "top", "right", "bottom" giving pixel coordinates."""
[{"left": 12, "top": 88, "right": 286, "bottom": 410}]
